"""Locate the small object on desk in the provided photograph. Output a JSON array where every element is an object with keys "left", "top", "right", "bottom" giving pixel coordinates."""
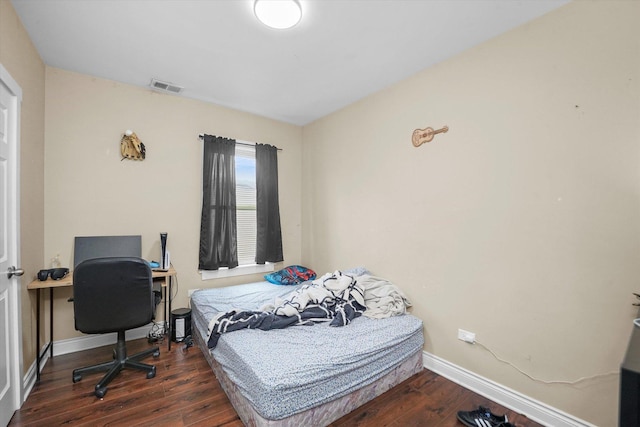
[
  {"left": 37, "top": 268, "right": 69, "bottom": 281},
  {"left": 148, "top": 261, "right": 160, "bottom": 268}
]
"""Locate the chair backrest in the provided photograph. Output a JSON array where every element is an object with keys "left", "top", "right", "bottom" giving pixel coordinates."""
[{"left": 73, "top": 257, "right": 154, "bottom": 334}]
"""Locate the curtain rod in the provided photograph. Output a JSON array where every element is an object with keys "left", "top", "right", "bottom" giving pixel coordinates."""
[{"left": 198, "top": 134, "right": 282, "bottom": 151}]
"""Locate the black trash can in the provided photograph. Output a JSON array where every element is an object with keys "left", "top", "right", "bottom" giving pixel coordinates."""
[{"left": 171, "top": 308, "right": 191, "bottom": 343}]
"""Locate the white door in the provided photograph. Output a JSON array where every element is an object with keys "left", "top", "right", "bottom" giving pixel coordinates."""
[{"left": 0, "top": 64, "right": 23, "bottom": 427}]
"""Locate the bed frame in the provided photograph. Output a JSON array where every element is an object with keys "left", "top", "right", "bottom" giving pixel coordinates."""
[{"left": 192, "top": 327, "right": 424, "bottom": 426}]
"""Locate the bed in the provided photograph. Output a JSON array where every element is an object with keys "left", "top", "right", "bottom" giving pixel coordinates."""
[{"left": 190, "top": 271, "right": 425, "bottom": 426}]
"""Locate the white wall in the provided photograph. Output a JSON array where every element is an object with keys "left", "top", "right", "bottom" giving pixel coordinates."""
[
  {"left": 35, "top": 1, "right": 640, "bottom": 425},
  {"left": 301, "top": 2, "right": 639, "bottom": 426}
]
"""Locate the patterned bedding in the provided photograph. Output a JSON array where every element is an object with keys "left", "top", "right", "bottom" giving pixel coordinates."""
[
  {"left": 190, "top": 280, "right": 424, "bottom": 422},
  {"left": 206, "top": 271, "right": 367, "bottom": 348}
]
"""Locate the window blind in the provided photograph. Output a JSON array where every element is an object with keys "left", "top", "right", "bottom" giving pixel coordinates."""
[{"left": 235, "top": 145, "right": 257, "bottom": 265}]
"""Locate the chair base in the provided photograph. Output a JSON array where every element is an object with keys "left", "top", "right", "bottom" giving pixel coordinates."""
[{"left": 72, "top": 331, "right": 160, "bottom": 398}]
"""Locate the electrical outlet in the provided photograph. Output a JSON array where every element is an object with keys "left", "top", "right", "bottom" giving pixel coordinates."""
[{"left": 458, "top": 328, "right": 476, "bottom": 344}]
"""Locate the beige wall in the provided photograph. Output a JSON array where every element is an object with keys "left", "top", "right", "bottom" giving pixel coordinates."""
[
  {"left": 302, "top": 2, "right": 639, "bottom": 426},
  {"left": 43, "top": 68, "right": 303, "bottom": 339},
  {"left": 0, "top": 0, "right": 46, "bottom": 376},
  {"left": 6, "top": 0, "right": 640, "bottom": 425}
]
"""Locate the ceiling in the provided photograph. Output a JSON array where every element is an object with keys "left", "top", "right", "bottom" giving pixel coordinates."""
[{"left": 12, "top": 0, "right": 569, "bottom": 126}]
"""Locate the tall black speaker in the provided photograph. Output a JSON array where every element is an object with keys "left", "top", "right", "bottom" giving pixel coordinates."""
[
  {"left": 160, "top": 232, "right": 168, "bottom": 269},
  {"left": 620, "top": 367, "right": 640, "bottom": 426},
  {"left": 621, "top": 316, "right": 640, "bottom": 427}
]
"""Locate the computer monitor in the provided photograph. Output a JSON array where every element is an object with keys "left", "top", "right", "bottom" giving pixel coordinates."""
[{"left": 73, "top": 235, "right": 142, "bottom": 268}]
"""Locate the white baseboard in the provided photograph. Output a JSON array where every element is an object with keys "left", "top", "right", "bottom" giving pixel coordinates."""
[
  {"left": 22, "top": 323, "right": 158, "bottom": 403},
  {"left": 50, "top": 323, "right": 153, "bottom": 357},
  {"left": 22, "top": 358, "right": 39, "bottom": 404},
  {"left": 422, "top": 351, "right": 595, "bottom": 427}
]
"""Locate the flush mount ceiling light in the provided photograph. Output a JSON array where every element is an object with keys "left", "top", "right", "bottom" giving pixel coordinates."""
[{"left": 254, "top": 0, "right": 302, "bottom": 29}]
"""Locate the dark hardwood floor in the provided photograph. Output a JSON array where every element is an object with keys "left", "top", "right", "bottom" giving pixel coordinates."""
[{"left": 9, "top": 338, "right": 543, "bottom": 427}]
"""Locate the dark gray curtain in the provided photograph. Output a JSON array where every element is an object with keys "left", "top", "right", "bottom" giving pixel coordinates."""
[
  {"left": 255, "top": 143, "right": 283, "bottom": 264},
  {"left": 199, "top": 135, "right": 238, "bottom": 270}
]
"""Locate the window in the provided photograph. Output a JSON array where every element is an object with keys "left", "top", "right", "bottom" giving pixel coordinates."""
[
  {"left": 199, "top": 135, "right": 282, "bottom": 280},
  {"left": 235, "top": 145, "right": 257, "bottom": 266}
]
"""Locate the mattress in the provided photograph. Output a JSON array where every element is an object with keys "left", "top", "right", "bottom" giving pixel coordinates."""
[{"left": 191, "top": 281, "right": 424, "bottom": 422}]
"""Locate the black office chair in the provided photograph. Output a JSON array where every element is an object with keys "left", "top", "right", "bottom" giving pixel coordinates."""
[{"left": 71, "top": 257, "right": 160, "bottom": 398}]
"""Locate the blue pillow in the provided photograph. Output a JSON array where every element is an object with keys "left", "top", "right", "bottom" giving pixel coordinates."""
[{"left": 265, "top": 265, "right": 316, "bottom": 286}]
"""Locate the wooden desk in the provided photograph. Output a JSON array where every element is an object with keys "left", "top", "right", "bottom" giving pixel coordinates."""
[{"left": 27, "top": 266, "right": 177, "bottom": 382}]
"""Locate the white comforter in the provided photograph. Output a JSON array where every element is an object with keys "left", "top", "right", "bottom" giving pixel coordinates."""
[{"left": 357, "top": 274, "right": 412, "bottom": 318}]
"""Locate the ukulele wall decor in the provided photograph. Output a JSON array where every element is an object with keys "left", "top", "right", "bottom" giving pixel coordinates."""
[{"left": 412, "top": 125, "right": 449, "bottom": 147}]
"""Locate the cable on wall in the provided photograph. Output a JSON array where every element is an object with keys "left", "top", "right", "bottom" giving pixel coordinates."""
[{"left": 474, "top": 340, "right": 618, "bottom": 386}]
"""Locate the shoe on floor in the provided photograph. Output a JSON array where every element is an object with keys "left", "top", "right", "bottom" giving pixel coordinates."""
[{"left": 457, "top": 405, "right": 509, "bottom": 427}]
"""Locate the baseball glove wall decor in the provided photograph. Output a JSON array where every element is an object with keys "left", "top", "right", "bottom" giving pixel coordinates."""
[{"left": 120, "top": 130, "right": 146, "bottom": 160}]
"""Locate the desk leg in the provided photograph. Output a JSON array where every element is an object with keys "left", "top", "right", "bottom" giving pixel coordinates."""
[
  {"left": 49, "top": 287, "right": 54, "bottom": 357},
  {"left": 35, "top": 289, "right": 41, "bottom": 383},
  {"left": 163, "top": 287, "right": 167, "bottom": 340},
  {"left": 168, "top": 276, "right": 172, "bottom": 352},
  {"left": 35, "top": 288, "right": 55, "bottom": 383}
]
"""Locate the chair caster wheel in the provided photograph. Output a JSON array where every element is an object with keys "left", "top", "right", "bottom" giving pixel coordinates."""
[
  {"left": 147, "top": 367, "right": 156, "bottom": 379},
  {"left": 95, "top": 387, "right": 107, "bottom": 398},
  {"left": 72, "top": 373, "right": 82, "bottom": 383},
  {"left": 153, "top": 350, "right": 160, "bottom": 358}
]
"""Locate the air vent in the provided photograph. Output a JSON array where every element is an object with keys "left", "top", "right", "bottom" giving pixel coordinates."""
[{"left": 150, "top": 78, "right": 184, "bottom": 94}]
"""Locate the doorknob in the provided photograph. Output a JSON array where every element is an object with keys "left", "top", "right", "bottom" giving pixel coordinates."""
[{"left": 7, "top": 266, "right": 25, "bottom": 279}]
